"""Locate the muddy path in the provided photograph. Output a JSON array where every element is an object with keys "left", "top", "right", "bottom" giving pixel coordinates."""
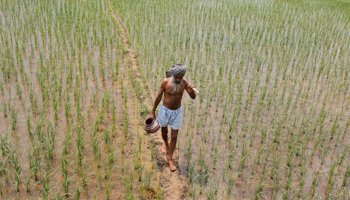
[{"left": 107, "top": 2, "right": 189, "bottom": 199}]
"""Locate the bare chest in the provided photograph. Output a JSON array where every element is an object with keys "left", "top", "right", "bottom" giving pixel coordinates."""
[{"left": 164, "top": 81, "right": 185, "bottom": 96}]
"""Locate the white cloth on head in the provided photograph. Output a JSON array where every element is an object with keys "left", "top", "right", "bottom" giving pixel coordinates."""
[{"left": 167, "top": 64, "right": 187, "bottom": 76}]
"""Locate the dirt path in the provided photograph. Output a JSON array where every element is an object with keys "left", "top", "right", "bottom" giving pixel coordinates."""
[{"left": 107, "top": 3, "right": 188, "bottom": 199}]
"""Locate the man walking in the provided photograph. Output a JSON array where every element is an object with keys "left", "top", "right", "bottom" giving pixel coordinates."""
[{"left": 149, "top": 64, "right": 196, "bottom": 171}]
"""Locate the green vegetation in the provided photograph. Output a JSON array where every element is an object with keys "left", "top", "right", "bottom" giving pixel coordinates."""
[
  {"left": 0, "top": 0, "right": 157, "bottom": 199},
  {"left": 1, "top": 0, "right": 350, "bottom": 198},
  {"left": 275, "top": 0, "right": 350, "bottom": 18},
  {"left": 112, "top": 0, "right": 350, "bottom": 198}
]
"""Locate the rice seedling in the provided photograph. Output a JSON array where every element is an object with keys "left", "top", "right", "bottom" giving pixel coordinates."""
[
  {"left": 1, "top": 100, "right": 8, "bottom": 118},
  {"left": 283, "top": 166, "right": 294, "bottom": 200},
  {"left": 143, "top": 169, "right": 152, "bottom": 190},
  {"left": 10, "top": 106, "right": 19, "bottom": 131},
  {"left": 25, "top": 173, "right": 31, "bottom": 193},
  {"left": 32, "top": 142, "right": 42, "bottom": 182},
  {"left": 310, "top": 170, "right": 321, "bottom": 197},
  {"left": 205, "top": 178, "right": 219, "bottom": 199},
  {"left": 0, "top": 83, "right": 3, "bottom": 96},
  {"left": 76, "top": 186, "right": 83, "bottom": 200},
  {"left": 327, "top": 161, "right": 337, "bottom": 195},
  {"left": 1, "top": 0, "right": 350, "bottom": 198},
  {"left": 43, "top": 171, "right": 50, "bottom": 198},
  {"left": 122, "top": 170, "right": 135, "bottom": 200},
  {"left": 106, "top": 177, "right": 112, "bottom": 200}
]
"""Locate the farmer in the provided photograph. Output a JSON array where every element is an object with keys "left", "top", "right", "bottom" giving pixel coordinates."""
[{"left": 149, "top": 64, "right": 196, "bottom": 171}]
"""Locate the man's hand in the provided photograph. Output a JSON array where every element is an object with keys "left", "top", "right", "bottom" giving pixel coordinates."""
[
  {"left": 149, "top": 112, "right": 155, "bottom": 119},
  {"left": 185, "top": 82, "right": 196, "bottom": 99},
  {"left": 187, "top": 84, "right": 195, "bottom": 92}
]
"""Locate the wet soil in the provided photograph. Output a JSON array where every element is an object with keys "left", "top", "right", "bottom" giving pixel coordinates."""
[
  {"left": 0, "top": 39, "right": 159, "bottom": 199},
  {"left": 107, "top": 3, "right": 189, "bottom": 199}
]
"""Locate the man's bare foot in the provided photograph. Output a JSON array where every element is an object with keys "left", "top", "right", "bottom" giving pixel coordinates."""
[
  {"left": 161, "top": 145, "right": 168, "bottom": 155},
  {"left": 167, "top": 159, "right": 177, "bottom": 171}
]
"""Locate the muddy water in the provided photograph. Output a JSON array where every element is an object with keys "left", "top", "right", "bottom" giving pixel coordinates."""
[
  {"left": 172, "top": 66, "right": 350, "bottom": 199},
  {"left": 0, "top": 45, "right": 160, "bottom": 199}
]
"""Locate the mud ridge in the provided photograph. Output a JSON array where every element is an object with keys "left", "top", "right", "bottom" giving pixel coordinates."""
[{"left": 107, "top": 2, "right": 188, "bottom": 199}]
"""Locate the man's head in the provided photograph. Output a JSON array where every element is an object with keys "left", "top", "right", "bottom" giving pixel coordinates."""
[
  {"left": 166, "top": 64, "right": 187, "bottom": 78},
  {"left": 166, "top": 64, "right": 186, "bottom": 93}
]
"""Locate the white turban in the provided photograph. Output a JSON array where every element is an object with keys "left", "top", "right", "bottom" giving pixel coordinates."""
[{"left": 166, "top": 64, "right": 187, "bottom": 78}]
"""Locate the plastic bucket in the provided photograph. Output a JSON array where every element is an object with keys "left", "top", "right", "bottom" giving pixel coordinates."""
[{"left": 144, "top": 117, "right": 160, "bottom": 133}]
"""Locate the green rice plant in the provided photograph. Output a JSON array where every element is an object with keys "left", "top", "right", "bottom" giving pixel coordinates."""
[
  {"left": 77, "top": 146, "right": 83, "bottom": 168},
  {"left": 76, "top": 186, "right": 83, "bottom": 200},
  {"left": 46, "top": 123, "right": 55, "bottom": 165},
  {"left": 337, "top": 145, "right": 349, "bottom": 167},
  {"left": 155, "top": 184, "right": 163, "bottom": 200},
  {"left": 330, "top": 114, "right": 339, "bottom": 140},
  {"left": 11, "top": 153, "right": 21, "bottom": 191},
  {"left": 310, "top": 170, "right": 320, "bottom": 197},
  {"left": 99, "top": 106, "right": 104, "bottom": 124},
  {"left": 43, "top": 172, "right": 50, "bottom": 198},
  {"left": 106, "top": 177, "right": 112, "bottom": 200},
  {"left": 65, "top": 95, "right": 71, "bottom": 123},
  {"left": 272, "top": 172, "right": 281, "bottom": 199},
  {"left": 143, "top": 169, "right": 152, "bottom": 190},
  {"left": 227, "top": 145, "right": 236, "bottom": 170},
  {"left": 238, "top": 141, "right": 249, "bottom": 176},
  {"left": 1, "top": 162, "right": 10, "bottom": 185},
  {"left": 328, "top": 161, "right": 337, "bottom": 195},
  {"left": 122, "top": 170, "right": 135, "bottom": 200},
  {"left": 10, "top": 106, "right": 19, "bottom": 131},
  {"left": 286, "top": 147, "right": 296, "bottom": 167},
  {"left": 27, "top": 112, "right": 33, "bottom": 137},
  {"left": 212, "top": 144, "right": 220, "bottom": 170},
  {"left": 121, "top": 135, "right": 125, "bottom": 154},
  {"left": 227, "top": 173, "right": 235, "bottom": 196},
  {"left": 0, "top": 83, "right": 3, "bottom": 96},
  {"left": 54, "top": 99, "right": 61, "bottom": 121},
  {"left": 260, "top": 125, "right": 268, "bottom": 144},
  {"left": 26, "top": 173, "right": 31, "bottom": 193},
  {"left": 93, "top": 135, "right": 99, "bottom": 161},
  {"left": 0, "top": 132, "right": 11, "bottom": 157},
  {"left": 311, "top": 136, "right": 321, "bottom": 160},
  {"left": 63, "top": 172, "right": 71, "bottom": 197},
  {"left": 33, "top": 142, "right": 42, "bottom": 182},
  {"left": 29, "top": 87, "right": 38, "bottom": 114},
  {"left": 1, "top": 100, "right": 8, "bottom": 118},
  {"left": 255, "top": 145, "right": 266, "bottom": 167},
  {"left": 112, "top": 103, "right": 117, "bottom": 133},
  {"left": 15, "top": 82, "right": 22, "bottom": 99},
  {"left": 341, "top": 118, "right": 350, "bottom": 140},
  {"left": 104, "top": 127, "right": 111, "bottom": 144},
  {"left": 343, "top": 159, "right": 350, "bottom": 186},
  {"left": 134, "top": 162, "right": 143, "bottom": 182},
  {"left": 297, "top": 163, "right": 309, "bottom": 198},
  {"left": 198, "top": 142, "right": 204, "bottom": 171},
  {"left": 188, "top": 163, "right": 198, "bottom": 184},
  {"left": 283, "top": 166, "right": 293, "bottom": 200},
  {"left": 123, "top": 113, "right": 129, "bottom": 137},
  {"left": 191, "top": 185, "right": 199, "bottom": 200},
  {"left": 321, "top": 143, "right": 330, "bottom": 165},
  {"left": 255, "top": 163, "right": 268, "bottom": 200},
  {"left": 205, "top": 178, "right": 219, "bottom": 199}
]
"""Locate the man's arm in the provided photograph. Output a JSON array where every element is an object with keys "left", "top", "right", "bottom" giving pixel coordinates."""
[
  {"left": 184, "top": 78, "right": 196, "bottom": 99},
  {"left": 150, "top": 79, "right": 167, "bottom": 119}
]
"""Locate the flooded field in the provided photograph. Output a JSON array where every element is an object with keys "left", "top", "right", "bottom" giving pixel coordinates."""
[
  {"left": 0, "top": 0, "right": 163, "bottom": 199},
  {"left": 112, "top": 0, "right": 350, "bottom": 199},
  {"left": 2, "top": 0, "right": 350, "bottom": 199}
]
